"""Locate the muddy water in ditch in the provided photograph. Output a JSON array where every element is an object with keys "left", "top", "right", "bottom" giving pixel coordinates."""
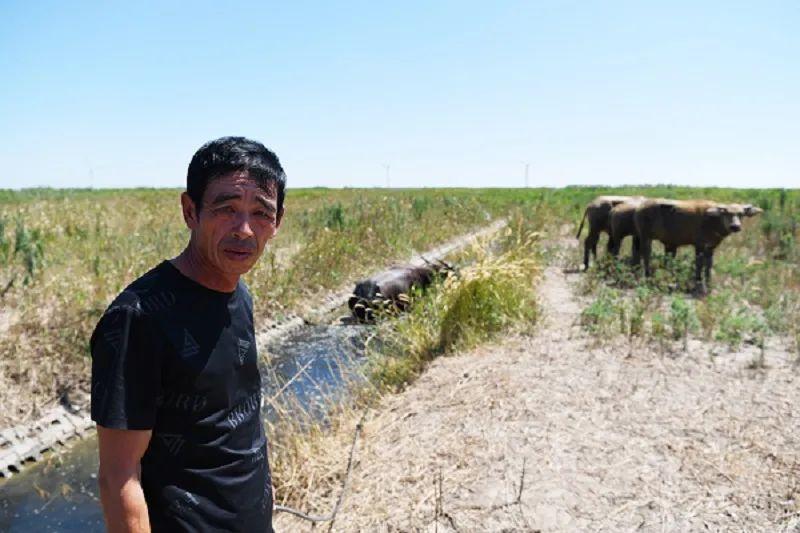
[{"left": 0, "top": 323, "right": 368, "bottom": 532}]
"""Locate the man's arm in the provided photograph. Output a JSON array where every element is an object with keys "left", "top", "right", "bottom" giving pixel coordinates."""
[{"left": 97, "top": 426, "right": 153, "bottom": 533}]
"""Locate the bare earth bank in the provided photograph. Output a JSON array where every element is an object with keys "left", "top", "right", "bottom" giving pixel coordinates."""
[{"left": 275, "top": 267, "right": 800, "bottom": 532}]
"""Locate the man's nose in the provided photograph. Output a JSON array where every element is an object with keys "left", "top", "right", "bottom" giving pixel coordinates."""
[{"left": 232, "top": 213, "right": 255, "bottom": 238}]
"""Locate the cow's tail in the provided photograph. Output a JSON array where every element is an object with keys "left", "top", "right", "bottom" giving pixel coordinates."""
[{"left": 576, "top": 208, "right": 588, "bottom": 239}]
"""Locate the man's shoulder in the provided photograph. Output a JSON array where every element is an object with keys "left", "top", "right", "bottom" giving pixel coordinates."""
[{"left": 105, "top": 261, "right": 177, "bottom": 318}]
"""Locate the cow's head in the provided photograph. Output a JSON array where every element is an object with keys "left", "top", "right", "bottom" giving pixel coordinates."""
[{"left": 705, "top": 204, "right": 743, "bottom": 234}]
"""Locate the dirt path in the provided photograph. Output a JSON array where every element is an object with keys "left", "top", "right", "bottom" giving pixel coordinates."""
[{"left": 275, "top": 264, "right": 800, "bottom": 532}]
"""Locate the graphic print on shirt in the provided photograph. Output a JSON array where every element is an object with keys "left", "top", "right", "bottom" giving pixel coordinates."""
[
  {"left": 158, "top": 433, "right": 186, "bottom": 456},
  {"left": 182, "top": 329, "right": 200, "bottom": 359},
  {"left": 103, "top": 327, "right": 122, "bottom": 353},
  {"left": 250, "top": 445, "right": 265, "bottom": 465},
  {"left": 93, "top": 308, "right": 131, "bottom": 415},
  {"left": 237, "top": 338, "right": 251, "bottom": 365},
  {"left": 157, "top": 390, "right": 208, "bottom": 413},
  {"left": 227, "top": 390, "right": 261, "bottom": 429},
  {"left": 166, "top": 488, "right": 200, "bottom": 517},
  {"left": 140, "top": 290, "right": 176, "bottom": 313},
  {"left": 100, "top": 306, "right": 128, "bottom": 355}
]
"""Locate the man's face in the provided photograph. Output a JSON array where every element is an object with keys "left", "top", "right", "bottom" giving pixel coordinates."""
[{"left": 183, "top": 171, "right": 283, "bottom": 277}]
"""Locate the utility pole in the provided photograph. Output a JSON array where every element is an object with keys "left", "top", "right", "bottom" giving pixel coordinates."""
[
  {"left": 85, "top": 156, "right": 95, "bottom": 189},
  {"left": 523, "top": 162, "right": 530, "bottom": 188},
  {"left": 383, "top": 163, "right": 391, "bottom": 188}
]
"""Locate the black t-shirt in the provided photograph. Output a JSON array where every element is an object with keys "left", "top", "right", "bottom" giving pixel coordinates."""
[{"left": 90, "top": 260, "right": 273, "bottom": 532}]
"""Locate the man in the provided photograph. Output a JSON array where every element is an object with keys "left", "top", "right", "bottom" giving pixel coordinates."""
[{"left": 90, "top": 136, "right": 285, "bottom": 532}]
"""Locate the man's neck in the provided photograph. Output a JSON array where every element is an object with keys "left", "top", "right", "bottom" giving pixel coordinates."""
[{"left": 171, "top": 246, "right": 239, "bottom": 293}]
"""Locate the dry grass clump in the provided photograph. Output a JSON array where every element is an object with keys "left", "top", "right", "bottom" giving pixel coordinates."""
[
  {"left": 368, "top": 227, "right": 541, "bottom": 391},
  {"left": 263, "top": 350, "right": 375, "bottom": 511}
]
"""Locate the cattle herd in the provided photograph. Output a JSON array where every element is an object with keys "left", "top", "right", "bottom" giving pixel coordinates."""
[
  {"left": 346, "top": 195, "right": 763, "bottom": 322},
  {"left": 576, "top": 195, "right": 763, "bottom": 293}
]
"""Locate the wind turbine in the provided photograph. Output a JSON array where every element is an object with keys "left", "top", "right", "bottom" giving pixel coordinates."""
[{"left": 523, "top": 161, "right": 530, "bottom": 188}]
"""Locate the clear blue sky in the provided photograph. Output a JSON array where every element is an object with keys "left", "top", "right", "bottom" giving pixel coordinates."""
[{"left": 1, "top": 1, "right": 798, "bottom": 189}]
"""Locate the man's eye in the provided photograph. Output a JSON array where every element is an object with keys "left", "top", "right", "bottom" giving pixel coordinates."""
[
  {"left": 256, "top": 211, "right": 275, "bottom": 220},
  {"left": 216, "top": 205, "right": 235, "bottom": 214}
]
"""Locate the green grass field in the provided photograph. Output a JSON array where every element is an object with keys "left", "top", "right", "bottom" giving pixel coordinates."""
[{"left": 0, "top": 186, "right": 797, "bottom": 428}]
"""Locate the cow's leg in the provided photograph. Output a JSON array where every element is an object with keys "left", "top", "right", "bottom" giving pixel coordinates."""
[
  {"left": 583, "top": 239, "right": 590, "bottom": 270},
  {"left": 704, "top": 249, "right": 714, "bottom": 290},
  {"left": 630, "top": 236, "right": 641, "bottom": 267},
  {"left": 584, "top": 230, "right": 599, "bottom": 269},
  {"left": 694, "top": 246, "right": 707, "bottom": 294},
  {"left": 606, "top": 232, "right": 616, "bottom": 255},
  {"left": 641, "top": 237, "right": 653, "bottom": 277},
  {"left": 608, "top": 232, "right": 620, "bottom": 258}
]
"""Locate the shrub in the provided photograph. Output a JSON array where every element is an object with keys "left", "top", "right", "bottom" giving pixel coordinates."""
[
  {"left": 581, "top": 286, "right": 623, "bottom": 336},
  {"left": 411, "top": 197, "right": 432, "bottom": 219},
  {"left": 716, "top": 305, "right": 769, "bottom": 349},
  {"left": 668, "top": 296, "right": 698, "bottom": 341},
  {"left": 627, "top": 286, "right": 654, "bottom": 337},
  {"left": 370, "top": 230, "right": 540, "bottom": 390},
  {"left": 322, "top": 202, "right": 347, "bottom": 230},
  {"left": 13, "top": 222, "right": 45, "bottom": 283}
]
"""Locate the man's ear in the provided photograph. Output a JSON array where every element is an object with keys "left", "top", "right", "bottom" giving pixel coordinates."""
[{"left": 181, "top": 192, "right": 199, "bottom": 230}]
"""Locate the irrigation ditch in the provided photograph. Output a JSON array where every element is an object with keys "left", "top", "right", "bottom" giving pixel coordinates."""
[{"left": 0, "top": 219, "right": 507, "bottom": 530}]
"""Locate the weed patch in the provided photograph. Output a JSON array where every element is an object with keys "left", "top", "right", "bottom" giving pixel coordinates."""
[
  {"left": 369, "top": 231, "right": 540, "bottom": 390},
  {"left": 581, "top": 286, "right": 623, "bottom": 336}
]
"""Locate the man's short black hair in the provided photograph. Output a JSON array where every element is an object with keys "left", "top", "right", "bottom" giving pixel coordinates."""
[{"left": 187, "top": 136, "right": 286, "bottom": 213}]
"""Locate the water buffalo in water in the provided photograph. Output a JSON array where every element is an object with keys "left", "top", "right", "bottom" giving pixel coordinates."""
[
  {"left": 576, "top": 195, "right": 643, "bottom": 269},
  {"left": 634, "top": 199, "right": 762, "bottom": 292},
  {"left": 348, "top": 261, "right": 452, "bottom": 322}
]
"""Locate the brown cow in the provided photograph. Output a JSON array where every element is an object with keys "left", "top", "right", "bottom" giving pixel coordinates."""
[
  {"left": 608, "top": 198, "right": 644, "bottom": 262},
  {"left": 609, "top": 197, "right": 679, "bottom": 263},
  {"left": 634, "top": 200, "right": 763, "bottom": 292},
  {"left": 576, "top": 195, "right": 643, "bottom": 269}
]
